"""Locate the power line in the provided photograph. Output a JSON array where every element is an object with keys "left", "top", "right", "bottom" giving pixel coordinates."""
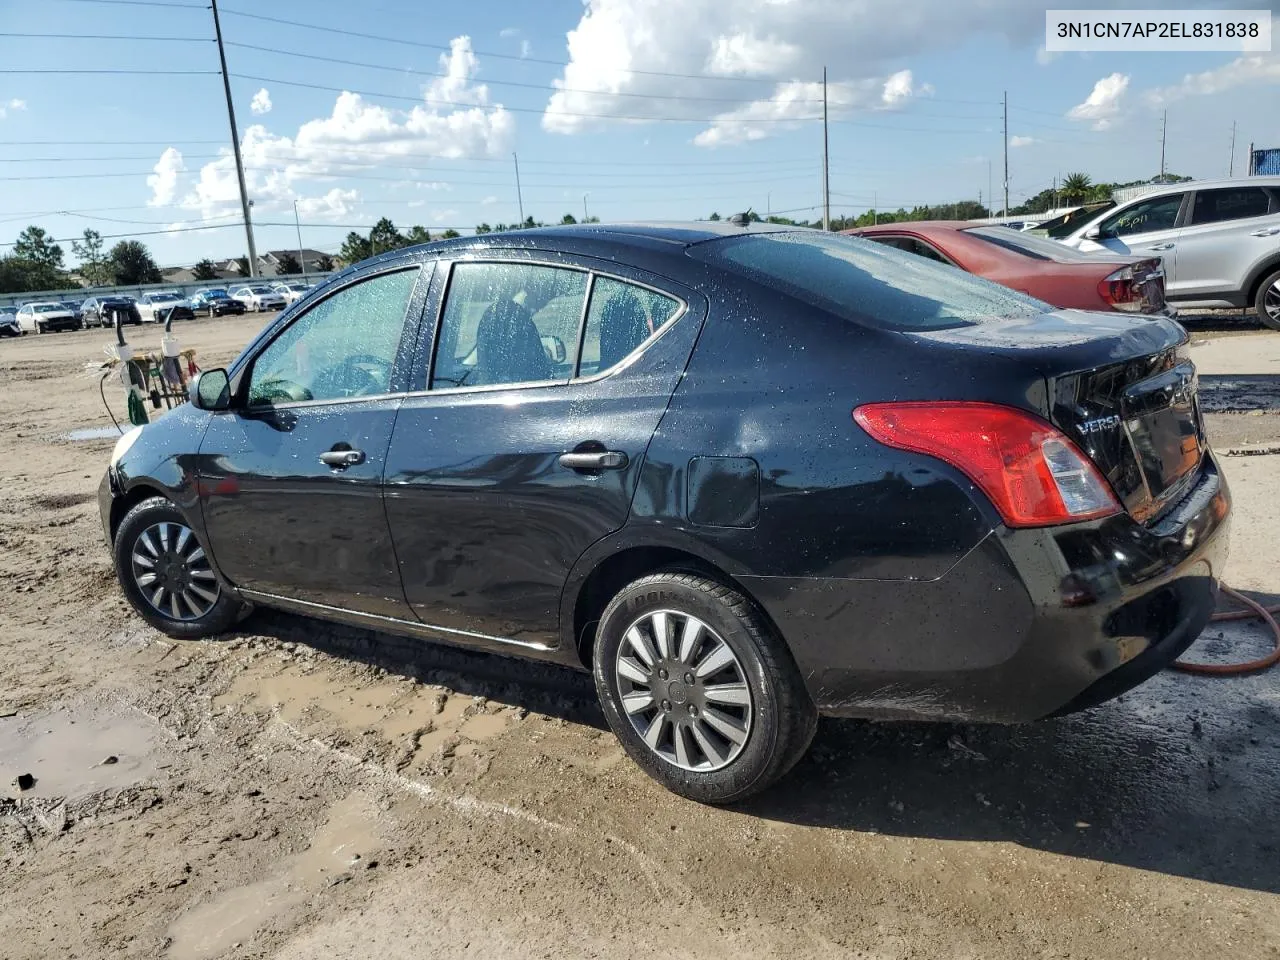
[
  {"left": 0, "top": 139, "right": 228, "bottom": 145},
  {"left": 0, "top": 69, "right": 218, "bottom": 75},
  {"left": 47, "top": 0, "right": 206, "bottom": 7},
  {"left": 0, "top": 32, "right": 213, "bottom": 41}
]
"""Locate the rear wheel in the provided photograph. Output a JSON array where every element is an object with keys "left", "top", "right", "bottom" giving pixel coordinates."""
[
  {"left": 36, "top": 322, "right": 45, "bottom": 334},
  {"left": 113, "top": 496, "right": 246, "bottom": 639},
  {"left": 593, "top": 572, "right": 817, "bottom": 804},
  {"left": 1254, "top": 268, "right": 1280, "bottom": 331}
]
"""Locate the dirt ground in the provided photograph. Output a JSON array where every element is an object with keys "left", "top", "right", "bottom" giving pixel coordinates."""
[{"left": 1, "top": 313, "right": 1278, "bottom": 960}]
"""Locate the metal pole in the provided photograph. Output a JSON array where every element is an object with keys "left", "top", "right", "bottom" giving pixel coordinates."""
[
  {"left": 583, "top": 193, "right": 588, "bottom": 222},
  {"left": 1160, "top": 109, "right": 1167, "bottom": 179},
  {"left": 513, "top": 152, "right": 525, "bottom": 224},
  {"left": 821, "top": 67, "right": 830, "bottom": 231},
  {"left": 211, "top": 0, "right": 257, "bottom": 278},
  {"left": 1002, "top": 91, "right": 1009, "bottom": 217},
  {"left": 294, "top": 200, "right": 306, "bottom": 280},
  {"left": 1249, "top": 141, "right": 1255, "bottom": 175},
  {"left": 1229, "top": 121, "right": 1236, "bottom": 177},
  {"left": 988, "top": 160, "right": 993, "bottom": 217},
  {"left": 873, "top": 191, "right": 877, "bottom": 225}
]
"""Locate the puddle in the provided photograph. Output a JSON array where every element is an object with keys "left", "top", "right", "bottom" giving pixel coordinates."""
[
  {"left": 458, "top": 712, "right": 510, "bottom": 742},
  {"left": 0, "top": 704, "right": 161, "bottom": 800},
  {"left": 62, "top": 425, "right": 125, "bottom": 442},
  {"left": 166, "top": 793, "right": 384, "bottom": 960}
]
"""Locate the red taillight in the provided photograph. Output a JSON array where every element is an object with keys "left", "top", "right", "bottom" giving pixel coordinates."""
[
  {"left": 853, "top": 402, "right": 1121, "bottom": 528},
  {"left": 1098, "top": 259, "right": 1165, "bottom": 313}
]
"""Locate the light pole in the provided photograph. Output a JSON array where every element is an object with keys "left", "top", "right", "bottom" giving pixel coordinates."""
[
  {"left": 293, "top": 200, "right": 306, "bottom": 280},
  {"left": 583, "top": 193, "right": 589, "bottom": 222}
]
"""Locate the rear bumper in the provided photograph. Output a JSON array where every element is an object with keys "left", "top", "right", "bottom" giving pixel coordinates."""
[{"left": 746, "top": 455, "right": 1231, "bottom": 723}]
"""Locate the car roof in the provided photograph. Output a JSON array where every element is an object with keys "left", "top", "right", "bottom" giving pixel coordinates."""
[
  {"left": 1115, "top": 176, "right": 1280, "bottom": 198},
  {"left": 846, "top": 221, "right": 970, "bottom": 237}
]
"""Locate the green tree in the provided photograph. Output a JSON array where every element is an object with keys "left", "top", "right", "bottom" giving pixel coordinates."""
[
  {"left": 191, "top": 258, "right": 220, "bottom": 281},
  {"left": 108, "top": 240, "right": 162, "bottom": 285},
  {"left": 474, "top": 223, "right": 492, "bottom": 235},
  {"left": 1060, "top": 172, "right": 1093, "bottom": 204},
  {"left": 368, "top": 217, "right": 406, "bottom": 255},
  {"left": 235, "top": 256, "right": 251, "bottom": 278},
  {"left": 404, "top": 225, "right": 431, "bottom": 245},
  {"left": 315, "top": 253, "right": 335, "bottom": 272},
  {"left": 441, "top": 229, "right": 461, "bottom": 239},
  {"left": 560, "top": 213, "right": 577, "bottom": 225},
  {"left": 339, "top": 231, "right": 372, "bottom": 265},
  {"left": 708, "top": 212, "right": 721, "bottom": 221},
  {"left": 275, "top": 251, "right": 302, "bottom": 275},
  {"left": 14, "top": 225, "right": 64, "bottom": 271},
  {"left": 0, "top": 254, "right": 66, "bottom": 294},
  {"left": 71, "top": 229, "right": 112, "bottom": 286}
]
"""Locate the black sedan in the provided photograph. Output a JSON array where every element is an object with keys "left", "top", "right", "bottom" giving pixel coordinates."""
[
  {"left": 99, "top": 223, "right": 1229, "bottom": 803},
  {"left": 82, "top": 296, "right": 142, "bottom": 328}
]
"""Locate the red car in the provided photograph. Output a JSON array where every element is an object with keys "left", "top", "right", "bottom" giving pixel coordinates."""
[{"left": 844, "top": 221, "right": 1169, "bottom": 314}]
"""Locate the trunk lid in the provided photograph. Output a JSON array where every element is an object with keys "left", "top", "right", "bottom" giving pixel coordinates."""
[{"left": 911, "top": 310, "right": 1204, "bottom": 523}]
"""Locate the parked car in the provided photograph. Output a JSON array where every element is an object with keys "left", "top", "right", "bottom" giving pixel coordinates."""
[
  {"left": 189, "top": 288, "right": 247, "bottom": 317},
  {"left": 16, "top": 301, "right": 80, "bottom": 333},
  {"left": 82, "top": 296, "right": 142, "bottom": 328},
  {"left": 230, "top": 284, "right": 287, "bottom": 312},
  {"left": 101, "top": 224, "right": 1229, "bottom": 804},
  {"left": 60, "top": 300, "right": 85, "bottom": 324},
  {"left": 1058, "top": 177, "right": 1280, "bottom": 328},
  {"left": 137, "top": 292, "right": 196, "bottom": 324},
  {"left": 846, "top": 221, "right": 1169, "bottom": 314},
  {"left": 0, "top": 310, "right": 20, "bottom": 337},
  {"left": 271, "top": 281, "right": 312, "bottom": 304}
]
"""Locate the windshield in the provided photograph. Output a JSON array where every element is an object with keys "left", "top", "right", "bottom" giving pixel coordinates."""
[
  {"left": 962, "top": 226, "right": 1110, "bottom": 262},
  {"left": 203, "top": 290, "right": 228, "bottom": 298},
  {"left": 694, "top": 231, "right": 1046, "bottom": 331},
  {"left": 34, "top": 304, "right": 64, "bottom": 313},
  {"left": 150, "top": 294, "right": 180, "bottom": 302},
  {"left": 249, "top": 286, "right": 274, "bottom": 294}
]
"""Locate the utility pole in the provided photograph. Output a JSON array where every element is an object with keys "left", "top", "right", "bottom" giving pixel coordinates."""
[
  {"left": 1159, "top": 109, "right": 1167, "bottom": 179},
  {"left": 1249, "top": 141, "right": 1255, "bottom": 175},
  {"left": 821, "top": 67, "right": 830, "bottom": 231},
  {"left": 873, "top": 191, "right": 877, "bottom": 225},
  {"left": 988, "top": 160, "right": 993, "bottom": 217},
  {"left": 211, "top": 0, "right": 257, "bottom": 278},
  {"left": 293, "top": 200, "right": 306, "bottom": 280},
  {"left": 582, "top": 193, "right": 589, "bottom": 222},
  {"left": 513, "top": 152, "right": 525, "bottom": 224},
  {"left": 1229, "top": 121, "right": 1237, "bottom": 177},
  {"left": 1002, "top": 90, "right": 1009, "bottom": 218}
]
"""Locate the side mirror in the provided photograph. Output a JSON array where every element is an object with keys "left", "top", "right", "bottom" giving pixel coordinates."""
[
  {"left": 190, "top": 368, "right": 231, "bottom": 411},
  {"left": 1084, "top": 226, "right": 1102, "bottom": 241},
  {"left": 540, "top": 334, "right": 567, "bottom": 364}
]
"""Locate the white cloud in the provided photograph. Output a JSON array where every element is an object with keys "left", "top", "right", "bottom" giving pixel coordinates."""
[
  {"left": 542, "top": 0, "right": 1049, "bottom": 143},
  {"left": 520, "top": 39, "right": 532, "bottom": 59},
  {"left": 432, "top": 209, "right": 459, "bottom": 223},
  {"left": 163, "top": 36, "right": 513, "bottom": 222},
  {"left": 0, "top": 97, "right": 26, "bottom": 119},
  {"left": 1009, "top": 135, "right": 1037, "bottom": 148},
  {"left": 147, "top": 147, "right": 186, "bottom": 206},
  {"left": 250, "top": 88, "right": 272, "bottom": 115},
  {"left": 1066, "top": 72, "right": 1128, "bottom": 130},
  {"left": 481, "top": 195, "right": 499, "bottom": 205},
  {"left": 1035, "top": 46, "right": 1059, "bottom": 66},
  {"left": 1146, "top": 54, "right": 1280, "bottom": 105},
  {"left": 295, "top": 188, "right": 359, "bottom": 219}
]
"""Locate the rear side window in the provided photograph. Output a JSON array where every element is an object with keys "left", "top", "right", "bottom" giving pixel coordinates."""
[
  {"left": 695, "top": 232, "right": 1045, "bottom": 331},
  {"left": 1190, "top": 187, "right": 1272, "bottom": 225},
  {"left": 1098, "top": 194, "right": 1183, "bottom": 237},
  {"left": 431, "top": 262, "right": 588, "bottom": 389},
  {"left": 864, "top": 235, "right": 954, "bottom": 265},
  {"left": 580, "top": 277, "right": 681, "bottom": 376}
]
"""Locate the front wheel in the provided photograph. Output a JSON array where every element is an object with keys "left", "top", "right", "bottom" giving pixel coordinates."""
[
  {"left": 113, "top": 496, "right": 247, "bottom": 639},
  {"left": 593, "top": 572, "right": 817, "bottom": 804},
  {"left": 1254, "top": 268, "right": 1280, "bottom": 331}
]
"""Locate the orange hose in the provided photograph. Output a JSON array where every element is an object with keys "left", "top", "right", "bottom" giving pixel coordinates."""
[{"left": 1171, "top": 585, "right": 1280, "bottom": 675}]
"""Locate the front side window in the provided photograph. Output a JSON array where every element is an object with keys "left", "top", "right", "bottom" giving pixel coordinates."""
[
  {"left": 247, "top": 267, "right": 418, "bottom": 405},
  {"left": 1099, "top": 194, "right": 1184, "bottom": 238},
  {"left": 579, "top": 277, "right": 682, "bottom": 376},
  {"left": 1190, "top": 187, "right": 1272, "bottom": 225},
  {"left": 431, "top": 262, "right": 588, "bottom": 389}
]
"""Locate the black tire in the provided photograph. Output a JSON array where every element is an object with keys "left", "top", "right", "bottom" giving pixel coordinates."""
[
  {"left": 113, "top": 496, "right": 246, "bottom": 639},
  {"left": 1254, "top": 268, "right": 1280, "bottom": 332},
  {"left": 593, "top": 572, "right": 817, "bottom": 804},
  {"left": 36, "top": 322, "right": 45, "bottom": 335}
]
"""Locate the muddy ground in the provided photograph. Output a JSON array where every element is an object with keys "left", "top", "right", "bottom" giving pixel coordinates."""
[{"left": 0, "top": 312, "right": 1277, "bottom": 959}]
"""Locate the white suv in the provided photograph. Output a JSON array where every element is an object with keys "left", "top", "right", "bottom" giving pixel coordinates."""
[{"left": 1060, "top": 177, "right": 1280, "bottom": 329}]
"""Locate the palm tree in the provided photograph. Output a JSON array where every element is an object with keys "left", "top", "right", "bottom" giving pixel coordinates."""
[{"left": 1061, "top": 172, "right": 1093, "bottom": 204}]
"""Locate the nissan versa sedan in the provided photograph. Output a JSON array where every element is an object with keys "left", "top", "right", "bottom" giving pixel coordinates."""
[{"left": 100, "top": 223, "right": 1230, "bottom": 804}]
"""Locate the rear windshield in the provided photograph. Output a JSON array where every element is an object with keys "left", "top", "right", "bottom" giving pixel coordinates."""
[
  {"left": 694, "top": 231, "right": 1045, "bottom": 331},
  {"left": 962, "top": 226, "right": 1102, "bottom": 263}
]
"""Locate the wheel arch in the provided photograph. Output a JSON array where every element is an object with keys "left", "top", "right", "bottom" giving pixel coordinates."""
[
  {"left": 562, "top": 533, "right": 781, "bottom": 669},
  {"left": 1245, "top": 254, "right": 1280, "bottom": 308},
  {"left": 108, "top": 482, "right": 171, "bottom": 544}
]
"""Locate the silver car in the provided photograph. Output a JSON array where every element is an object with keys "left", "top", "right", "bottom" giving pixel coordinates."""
[
  {"left": 230, "top": 284, "right": 287, "bottom": 312},
  {"left": 1060, "top": 177, "right": 1280, "bottom": 329}
]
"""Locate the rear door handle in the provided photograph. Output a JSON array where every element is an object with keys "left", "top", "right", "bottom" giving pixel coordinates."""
[
  {"left": 1250, "top": 228, "right": 1280, "bottom": 237},
  {"left": 320, "top": 449, "right": 365, "bottom": 469},
  {"left": 558, "top": 450, "right": 628, "bottom": 471},
  {"left": 1147, "top": 242, "right": 1175, "bottom": 251}
]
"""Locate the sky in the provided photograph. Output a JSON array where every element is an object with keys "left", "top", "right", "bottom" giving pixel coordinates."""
[{"left": 2, "top": 0, "right": 1279, "bottom": 268}]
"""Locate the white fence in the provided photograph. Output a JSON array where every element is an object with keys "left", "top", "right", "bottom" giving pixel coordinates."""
[{"left": 0, "top": 272, "right": 337, "bottom": 312}]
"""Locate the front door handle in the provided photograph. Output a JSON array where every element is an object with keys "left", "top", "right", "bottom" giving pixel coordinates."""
[
  {"left": 320, "top": 448, "right": 366, "bottom": 469},
  {"left": 1147, "top": 242, "right": 1175, "bottom": 251},
  {"left": 558, "top": 450, "right": 628, "bottom": 471},
  {"left": 1250, "top": 228, "right": 1280, "bottom": 237}
]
